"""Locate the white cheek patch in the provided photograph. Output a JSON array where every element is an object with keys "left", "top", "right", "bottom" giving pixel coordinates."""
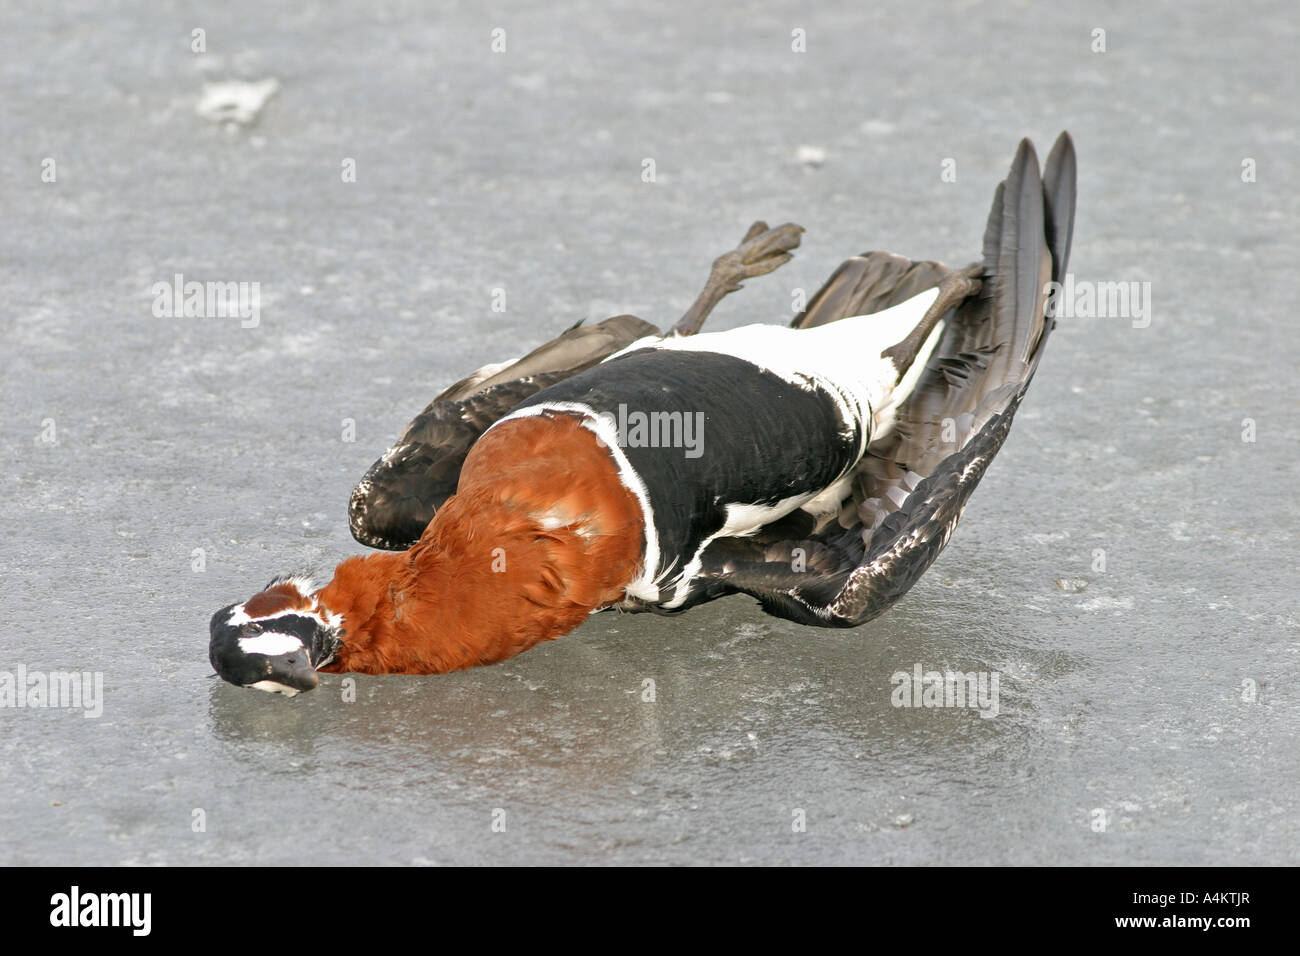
[
  {"left": 246, "top": 680, "right": 302, "bottom": 697},
  {"left": 237, "top": 632, "right": 306, "bottom": 656}
]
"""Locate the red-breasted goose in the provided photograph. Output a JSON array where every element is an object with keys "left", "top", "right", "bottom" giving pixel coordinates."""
[{"left": 209, "top": 133, "right": 1077, "bottom": 695}]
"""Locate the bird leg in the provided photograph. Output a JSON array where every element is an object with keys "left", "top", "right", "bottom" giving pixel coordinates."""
[
  {"left": 879, "top": 262, "right": 982, "bottom": 377},
  {"left": 672, "top": 220, "right": 805, "bottom": 336}
]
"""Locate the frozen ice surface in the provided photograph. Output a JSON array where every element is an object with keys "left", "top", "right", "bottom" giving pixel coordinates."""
[{"left": 1, "top": 1, "right": 1296, "bottom": 864}]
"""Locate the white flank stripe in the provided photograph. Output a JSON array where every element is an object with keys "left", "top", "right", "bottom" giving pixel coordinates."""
[{"left": 660, "top": 494, "right": 809, "bottom": 609}]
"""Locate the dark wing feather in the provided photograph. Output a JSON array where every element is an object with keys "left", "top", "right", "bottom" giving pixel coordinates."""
[
  {"left": 792, "top": 253, "right": 953, "bottom": 330},
  {"left": 349, "top": 314, "right": 658, "bottom": 550},
  {"left": 434, "top": 314, "right": 657, "bottom": 403},
  {"left": 691, "top": 133, "right": 1077, "bottom": 626}
]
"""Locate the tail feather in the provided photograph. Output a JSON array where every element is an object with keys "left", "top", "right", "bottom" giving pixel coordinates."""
[
  {"left": 857, "top": 134, "right": 1064, "bottom": 536},
  {"left": 1042, "top": 131, "right": 1078, "bottom": 286}
]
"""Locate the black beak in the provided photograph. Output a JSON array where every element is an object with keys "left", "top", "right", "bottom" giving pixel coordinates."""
[{"left": 265, "top": 650, "right": 320, "bottom": 693}]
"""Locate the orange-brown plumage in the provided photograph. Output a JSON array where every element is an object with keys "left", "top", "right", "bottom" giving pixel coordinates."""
[
  {"left": 243, "top": 581, "right": 313, "bottom": 618},
  {"left": 317, "top": 413, "right": 644, "bottom": 674}
]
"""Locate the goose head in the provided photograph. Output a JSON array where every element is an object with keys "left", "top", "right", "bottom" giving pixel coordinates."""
[{"left": 208, "top": 576, "right": 340, "bottom": 696}]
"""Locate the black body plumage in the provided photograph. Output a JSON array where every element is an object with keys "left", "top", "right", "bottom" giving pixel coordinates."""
[{"left": 506, "top": 348, "right": 862, "bottom": 604}]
